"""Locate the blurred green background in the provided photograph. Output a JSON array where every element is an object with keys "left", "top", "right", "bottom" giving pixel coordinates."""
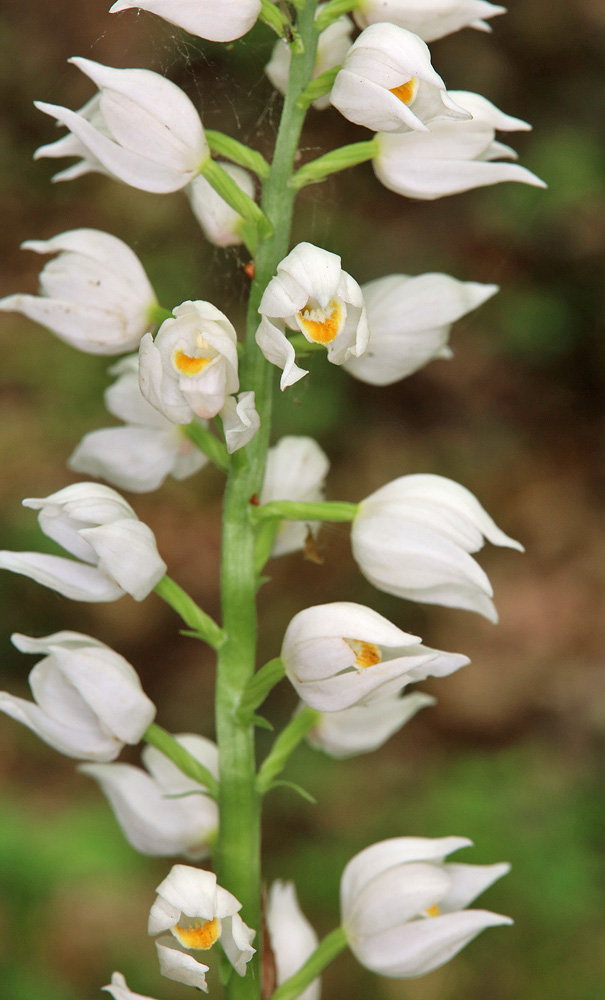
[{"left": 0, "top": 2, "right": 604, "bottom": 999}]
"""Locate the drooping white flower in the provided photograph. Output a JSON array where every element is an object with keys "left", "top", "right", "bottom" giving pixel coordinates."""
[
  {"left": 353, "top": 0, "right": 506, "bottom": 42},
  {"left": 34, "top": 58, "right": 209, "bottom": 193},
  {"left": 0, "top": 631, "right": 155, "bottom": 760},
  {"left": 282, "top": 602, "right": 467, "bottom": 711},
  {"left": 256, "top": 242, "right": 369, "bottom": 390},
  {"left": 109, "top": 0, "right": 262, "bottom": 43},
  {"left": 187, "top": 164, "right": 256, "bottom": 247},
  {"left": 103, "top": 972, "right": 159, "bottom": 1000},
  {"left": 69, "top": 355, "right": 208, "bottom": 492},
  {"left": 266, "top": 8, "right": 354, "bottom": 111},
  {"left": 341, "top": 836, "right": 512, "bottom": 977},
  {"left": 260, "top": 437, "right": 330, "bottom": 557},
  {"left": 307, "top": 690, "right": 436, "bottom": 758},
  {"left": 149, "top": 864, "right": 256, "bottom": 990},
  {"left": 0, "top": 230, "right": 157, "bottom": 355},
  {"left": 352, "top": 474, "right": 523, "bottom": 621},
  {"left": 139, "top": 300, "right": 239, "bottom": 422},
  {"left": 373, "top": 90, "right": 546, "bottom": 199},
  {"left": 0, "top": 482, "right": 167, "bottom": 602},
  {"left": 79, "top": 734, "right": 218, "bottom": 857},
  {"left": 343, "top": 273, "right": 498, "bottom": 385},
  {"left": 266, "top": 881, "right": 321, "bottom": 1000},
  {"left": 331, "top": 23, "right": 469, "bottom": 134}
]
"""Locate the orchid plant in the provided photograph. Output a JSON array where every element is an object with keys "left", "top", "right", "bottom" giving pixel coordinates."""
[{"left": 0, "top": 2, "right": 544, "bottom": 999}]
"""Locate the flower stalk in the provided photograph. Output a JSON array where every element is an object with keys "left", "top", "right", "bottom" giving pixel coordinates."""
[
  {"left": 143, "top": 723, "right": 220, "bottom": 798},
  {"left": 270, "top": 926, "right": 348, "bottom": 1000}
]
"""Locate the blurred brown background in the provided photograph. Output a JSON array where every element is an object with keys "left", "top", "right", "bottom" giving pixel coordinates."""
[{"left": 0, "top": 1, "right": 604, "bottom": 999}]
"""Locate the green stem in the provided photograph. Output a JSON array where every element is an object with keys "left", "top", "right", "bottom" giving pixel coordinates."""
[
  {"left": 257, "top": 707, "right": 320, "bottom": 794},
  {"left": 259, "top": 0, "right": 291, "bottom": 35},
  {"left": 215, "top": 5, "right": 321, "bottom": 999},
  {"left": 251, "top": 499, "right": 359, "bottom": 523},
  {"left": 271, "top": 927, "right": 348, "bottom": 1000},
  {"left": 143, "top": 723, "right": 219, "bottom": 799},
  {"left": 291, "top": 138, "right": 379, "bottom": 190},
  {"left": 184, "top": 421, "right": 230, "bottom": 473},
  {"left": 154, "top": 575, "right": 225, "bottom": 648}
]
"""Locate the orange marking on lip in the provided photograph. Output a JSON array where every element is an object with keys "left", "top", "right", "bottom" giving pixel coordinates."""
[
  {"left": 173, "top": 350, "right": 211, "bottom": 376},
  {"left": 347, "top": 639, "right": 382, "bottom": 669},
  {"left": 390, "top": 78, "right": 417, "bottom": 105},
  {"left": 425, "top": 904, "right": 441, "bottom": 918},
  {"left": 173, "top": 917, "right": 221, "bottom": 950},
  {"left": 298, "top": 300, "right": 342, "bottom": 345}
]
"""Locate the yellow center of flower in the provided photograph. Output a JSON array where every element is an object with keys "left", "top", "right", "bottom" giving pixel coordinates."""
[
  {"left": 173, "top": 917, "right": 221, "bottom": 950},
  {"left": 425, "top": 904, "right": 441, "bottom": 918},
  {"left": 390, "top": 77, "right": 418, "bottom": 105},
  {"left": 346, "top": 639, "right": 382, "bottom": 669},
  {"left": 173, "top": 350, "right": 212, "bottom": 377},
  {"left": 297, "top": 300, "right": 343, "bottom": 345}
]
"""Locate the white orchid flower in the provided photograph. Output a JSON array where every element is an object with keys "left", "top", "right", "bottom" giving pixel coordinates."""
[
  {"left": 0, "top": 482, "right": 167, "bottom": 602},
  {"left": 373, "top": 89, "right": 546, "bottom": 199},
  {"left": 103, "top": 972, "right": 159, "bottom": 1000},
  {"left": 139, "top": 300, "right": 240, "bottom": 423},
  {"left": 266, "top": 881, "right": 321, "bottom": 1000},
  {"left": 341, "top": 836, "right": 512, "bottom": 977},
  {"left": 352, "top": 473, "right": 523, "bottom": 621},
  {"left": 109, "top": 0, "right": 262, "bottom": 43},
  {"left": 34, "top": 58, "right": 209, "bottom": 193},
  {"left": 0, "top": 631, "right": 155, "bottom": 760},
  {"left": 79, "top": 734, "right": 218, "bottom": 858},
  {"left": 266, "top": 8, "right": 354, "bottom": 111},
  {"left": 0, "top": 229, "right": 157, "bottom": 355},
  {"left": 307, "top": 690, "right": 436, "bottom": 758},
  {"left": 353, "top": 0, "right": 506, "bottom": 42},
  {"left": 256, "top": 242, "right": 369, "bottom": 390},
  {"left": 187, "top": 163, "right": 256, "bottom": 247},
  {"left": 260, "top": 437, "right": 330, "bottom": 557},
  {"left": 281, "top": 602, "right": 467, "bottom": 711},
  {"left": 149, "top": 864, "right": 256, "bottom": 990},
  {"left": 331, "top": 23, "right": 469, "bottom": 134},
  {"left": 343, "top": 273, "right": 498, "bottom": 385},
  {"left": 69, "top": 355, "right": 208, "bottom": 492}
]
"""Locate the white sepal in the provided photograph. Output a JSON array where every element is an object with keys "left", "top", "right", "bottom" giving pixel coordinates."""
[
  {"left": 103, "top": 971, "right": 160, "bottom": 1000},
  {"left": 187, "top": 163, "right": 256, "bottom": 247},
  {"left": 307, "top": 691, "right": 436, "bottom": 758},
  {"left": 79, "top": 733, "right": 218, "bottom": 857},
  {"left": 220, "top": 391, "right": 260, "bottom": 453},
  {"left": 373, "top": 90, "right": 546, "bottom": 200},
  {"left": 260, "top": 437, "right": 330, "bottom": 557},
  {"left": 341, "top": 836, "right": 511, "bottom": 978},
  {"left": 331, "top": 23, "right": 469, "bottom": 133},
  {"left": 139, "top": 300, "right": 239, "bottom": 422},
  {"left": 257, "top": 242, "right": 369, "bottom": 389},
  {"left": 0, "top": 229, "right": 156, "bottom": 355},
  {"left": 0, "top": 631, "right": 155, "bottom": 760},
  {"left": 109, "top": 0, "right": 262, "bottom": 43},
  {"left": 343, "top": 273, "right": 498, "bottom": 385},
  {"left": 353, "top": 0, "right": 506, "bottom": 43},
  {"left": 352, "top": 474, "right": 523, "bottom": 621},
  {"left": 267, "top": 881, "right": 321, "bottom": 1000},
  {"left": 34, "top": 58, "right": 209, "bottom": 193}
]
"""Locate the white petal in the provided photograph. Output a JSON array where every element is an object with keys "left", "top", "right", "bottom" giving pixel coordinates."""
[
  {"left": 187, "top": 164, "right": 255, "bottom": 247},
  {"left": 267, "top": 881, "right": 320, "bottom": 1000},
  {"left": 79, "top": 519, "right": 167, "bottom": 601},
  {"left": 308, "top": 692, "right": 435, "bottom": 758},
  {"left": 220, "top": 391, "right": 260, "bottom": 453},
  {"left": 349, "top": 862, "right": 452, "bottom": 938},
  {"left": 283, "top": 602, "right": 420, "bottom": 651},
  {"left": 155, "top": 937, "right": 209, "bottom": 991},
  {"left": 109, "top": 0, "right": 262, "bottom": 43},
  {"left": 0, "top": 550, "right": 124, "bottom": 602},
  {"left": 261, "top": 436, "right": 329, "bottom": 557},
  {"left": 69, "top": 426, "right": 178, "bottom": 493},
  {"left": 103, "top": 971, "right": 160, "bottom": 1000},
  {"left": 153, "top": 864, "right": 240, "bottom": 922},
  {"left": 440, "top": 861, "right": 511, "bottom": 912},
  {"left": 255, "top": 316, "right": 309, "bottom": 390},
  {"left": 220, "top": 913, "right": 256, "bottom": 975},
  {"left": 139, "top": 332, "right": 194, "bottom": 424},
  {"left": 0, "top": 294, "right": 143, "bottom": 354},
  {"left": 0, "top": 690, "right": 122, "bottom": 760}
]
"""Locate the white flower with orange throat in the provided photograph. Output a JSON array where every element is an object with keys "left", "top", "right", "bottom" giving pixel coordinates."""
[
  {"left": 109, "top": 0, "right": 262, "bottom": 43},
  {"left": 330, "top": 23, "right": 470, "bottom": 133},
  {"left": 256, "top": 242, "right": 369, "bottom": 390},
  {"left": 138, "top": 300, "right": 240, "bottom": 423},
  {"left": 341, "top": 836, "right": 512, "bottom": 978},
  {"left": 149, "top": 865, "right": 255, "bottom": 990},
  {"left": 281, "top": 601, "right": 468, "bottom": 711}
]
